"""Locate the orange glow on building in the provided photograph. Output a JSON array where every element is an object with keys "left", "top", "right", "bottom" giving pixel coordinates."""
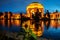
[
  {"left": 26, "top": 2, "right": 44, "bottom": 19},
  {"left": 0, "top": 15, "right": 4, "bottom": 19},
  {"left": 0, "top": 12, "right": 5, "bottom": 19},
  {"left": 0, "top": 2, "right": 44, "bottom": 19},
  {"left": 50, "top": 12, "right": 60, "bottom": 19},
  {"left": 8, "top": 12, "right": 11, "bottom": 19},
  {"left": 22, "top": 13, "right": 27, "bottom": 17},
  {"left": 12, "top": 14, "right": 21, "bottom": 19}
]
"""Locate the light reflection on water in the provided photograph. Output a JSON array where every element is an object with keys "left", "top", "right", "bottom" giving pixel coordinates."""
[
  {"left": 22, "top": 20, "right": 44, "bottom": 36},
  {"left": 0, "top": 20, "right": 60, "bottom": 39}
]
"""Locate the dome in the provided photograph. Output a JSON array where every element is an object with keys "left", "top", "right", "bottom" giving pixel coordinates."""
[{"left": 26, "top": 2, "right": 44, "bottom": 10}]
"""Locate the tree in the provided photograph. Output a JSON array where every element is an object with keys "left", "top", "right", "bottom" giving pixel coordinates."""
[
  {"left": 4, "top": 12, "right": 8, "bottom": 20},
  {"left": 55, "top": 10, "right": 58, "bottom": 13},
  {"left": 0, "top": 12, "right": 3, "bottom": 16},
  {"left": 46, "top": 10, "right": 50, "bottom": 19},
  {"left": 9, "top": 12, "right": 12, "bottom": 20}
]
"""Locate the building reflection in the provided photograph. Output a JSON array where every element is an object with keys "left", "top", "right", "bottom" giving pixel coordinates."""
[
  {"left": 0, "top": 20, "right": 5, "bottom": 26},
  {"left": 44, "top": 20, "right": 60, "bottom": 29},
  {"left": 44, "top": 20, "right": 50, "bottom": 30},
  {"left": 22, "top": 20, "right": 44, "bottom": 37},
  {"left": 0, "top": 19, "right": 60, "bottom": 37},
  {"left": 50, "top": 20, "right": 60, "bottom": 29},
  {"left": 11, "top": 20, "right": 21, "bottom": 26},
  {"left": 0, "top": 20, "right": 21, "bottom": 27}
]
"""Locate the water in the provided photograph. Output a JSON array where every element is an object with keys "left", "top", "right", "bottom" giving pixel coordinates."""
[{"left": 0, "top": 19, "right": 60, "bottom": 40}]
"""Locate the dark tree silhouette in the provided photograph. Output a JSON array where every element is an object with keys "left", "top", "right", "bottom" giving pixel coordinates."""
[
  {"left": 9, "top": 12, "right": 12, "bottom": 20},
  {"left": 9, "top": 12, "right": 12, "bottom": 16},
  {"left": 44, "top": 20, "right": 50, "bottom": 30},
  {"left": 0, "top": 12, "right": 3, "bottom": 16},
  {"left": 45, "top": 10, "right": 50, "bottom": 20},
  {"left": 4, "top": 12, "right": 8, "bottom": 26},
  {"left": 32, "top": 12, "right": 35, "bottom": 19},
  {"left": 55, "top": 10, "right": 58, "bottom": 13},
  {"left": 34, "top": 9, "right": 41, "bottom": 22},
  {"left": 4, "top": 12, "right": 8, "bottom": 20}
]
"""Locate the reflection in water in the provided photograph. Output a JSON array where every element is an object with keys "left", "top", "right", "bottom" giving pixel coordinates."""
[
  {"left": 0, "top": 19, "right": 44, "bottom": 37},
  {"left": 50, "top": 20, "right": 60, "bottom": 29},
  {"left": 0, "top": 19, "right": 60, "bottom": 39},
  {"left": 22, "top": 20, "right": 44, "bottom": 37},
  {"left": 0, "top": 20, "right": 5, "bottom": 26},
  {"left": 58, "top": 20, "right": 60, "bottom": 26},
  {"left": 0, "top": 20, "right": 21, "bottom": 27},
  {"left": 44, "top": 20, "right": 50, "bottom": 30},
  {"left": 11, "top": 20, "right": 21, "bottom": 26}
]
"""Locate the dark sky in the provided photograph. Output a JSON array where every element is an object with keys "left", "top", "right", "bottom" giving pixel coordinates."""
[{"left": 0, "top": 0, "right": 60, "bottom": 13}]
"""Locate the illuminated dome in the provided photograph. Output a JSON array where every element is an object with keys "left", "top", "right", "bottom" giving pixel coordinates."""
[
  {"left": 26, "top": 2, "right": 44, "bottom": 10},
  {"left": 26, "top": 2, "right": 44, "bottom": 18}
]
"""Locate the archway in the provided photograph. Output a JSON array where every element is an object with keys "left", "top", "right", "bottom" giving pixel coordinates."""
[{"left": 26, "top": 2, "right": 44, "bottom": 19}]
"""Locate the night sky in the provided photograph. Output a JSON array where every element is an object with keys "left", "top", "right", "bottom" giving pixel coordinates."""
[{"left": 0, "top": 0, "right": 60, "bottom": 13}]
